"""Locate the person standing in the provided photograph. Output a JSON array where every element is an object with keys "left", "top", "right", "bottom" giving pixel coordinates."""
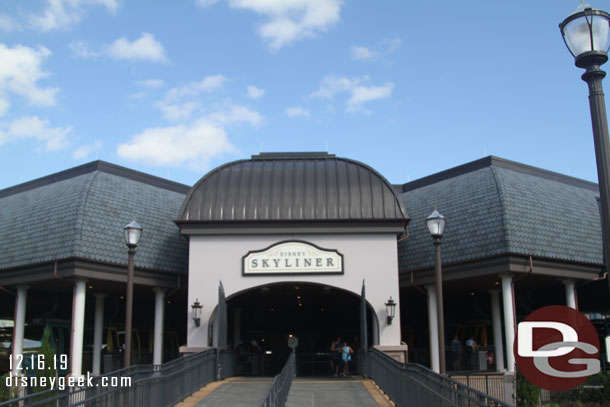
[
  {"left": 330, "top": 337, "right": 341, "bottom": 376},
  {"left": 341, "top": 341, "right": 354, "bottom": 376}
]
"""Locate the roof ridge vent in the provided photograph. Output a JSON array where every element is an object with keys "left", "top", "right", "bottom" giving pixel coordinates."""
[{"left": 251, "top": 152, "right": 335, "bottom": 160}]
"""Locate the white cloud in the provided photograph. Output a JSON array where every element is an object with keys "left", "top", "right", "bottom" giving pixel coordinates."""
[
  {"left": 155, "top": 101, "right": 201, "bottom": 122},
  {"left": 165, "top": 75, "right": 228, "bottom": 102},
  {"left": 117, "top": 119, "right": 236, "bottom": 170},
  {"left": 247, "top": 85, "right": 265, "bottom": 99},
  {"left": 196, "top": 0, "right": 219, "bottom": 6},
  {"left": 0, "top": 14, "right": 21, "bottom": 31},
  {"left": 208, "top": 105, "right": 263, "bottom": 126},
  {"left": 106, "top": 33, "right": 168, "bottom": 63},
  {"left": 0, "top": 116, "right": 71, "bottom": 151},
  {"left": 136, "top": 79, "right": 165, "bottom": 89},
  {"left": 285, "top": 107, "right": 310, "bottom": 118},
  {"left": 154, "top": 75, "right": 228, "bottom": 121},
  {"left": 73, "top": 139, "right": 102, "bottom": 159},
  {"left": 347, "top": 83, "right": 393, "bottom": 110},
  {"left": 70, "top": 33, "right": 168, "bottom": 63},
  {"left": 382, "top": 37, "right": 402, "bottom": 53},
  {"left": 69, "top": 40, "right": 98, "bottom": 58},
  {"left": 29, "top": 0, "right": 118, "bottom": 31},
  {"left": 312, "top": 75, "right": 393, "bottom": 113},
  {"left": 350, "top": 37, "right": 402, "bottom": 62},
  {"left": 350, "top": 45, "right": 376, "bottom": 61},
  {"left": 0, "top": 44, "right": 58, "bottom": 116},
  {"left": 228, "top": 0, "right": 342, "bottom": 49}
]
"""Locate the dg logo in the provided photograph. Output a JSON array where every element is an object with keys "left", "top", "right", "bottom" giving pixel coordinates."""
[{"left": 514, "top": 305, "right": 600, "bottom": 391}]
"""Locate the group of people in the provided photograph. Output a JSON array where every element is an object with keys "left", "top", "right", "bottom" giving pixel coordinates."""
[
  {"left": 450, "top": 335, "right": 478, "bottom": 370},
  {"left": 329, "top": 337, "right": 354, "bottom": 376}
]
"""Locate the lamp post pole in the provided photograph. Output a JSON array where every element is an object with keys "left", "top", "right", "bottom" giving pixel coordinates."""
[
  {"left": 124, "top": 245, "right": 136, "bottom": 368},
  {"left": 427, "top": 209, "right": 447, "bottom": 374},
  {"left": 583, "top": 58, "right": 610, "bottom": 293},
  {"left": 433, "top": 236, "right": 446, "bottom": 374},
  {"left": 123, "top": 220, "right": 142, "bottom": 369},
  {"left": 560, "top": 4, "right": 610, "bottom": 294}
]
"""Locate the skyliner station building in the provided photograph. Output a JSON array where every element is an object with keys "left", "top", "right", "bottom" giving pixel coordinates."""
[{"left": 0, "top": 152, "right": 606, "bottom": 381}]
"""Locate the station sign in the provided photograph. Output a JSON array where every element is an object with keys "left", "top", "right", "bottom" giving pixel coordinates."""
[{"left": 242, "top": 240, "right": 344, "bottom": 275}]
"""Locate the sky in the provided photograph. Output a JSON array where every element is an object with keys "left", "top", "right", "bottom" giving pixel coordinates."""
[{"left": 0, "top": 0, "right": 606, "bottom": 190}]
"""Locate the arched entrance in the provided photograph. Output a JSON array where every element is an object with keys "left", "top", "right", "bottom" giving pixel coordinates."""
[{"left": 225, "top": 282, "right": 378, "bottom": 376}]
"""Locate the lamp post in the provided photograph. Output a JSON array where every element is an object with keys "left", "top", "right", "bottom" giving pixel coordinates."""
[
  {"left": 427, "top": 209, "right": 447, "bottom": 374},
  {"left": 560, "top": 4, "right": 610, "bottom": 294},
  {"left": 124, "top": 220, "right": 142, "bottom": 368}
]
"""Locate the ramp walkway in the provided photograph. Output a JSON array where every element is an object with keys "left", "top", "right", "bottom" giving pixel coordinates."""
[{"left": 178, "top": 376, "right": 393, "bottom": 407}]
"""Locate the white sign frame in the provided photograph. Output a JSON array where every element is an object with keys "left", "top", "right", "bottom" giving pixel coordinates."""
[{"left": 242, "top": 240, "right": 344, "bottom": 276}]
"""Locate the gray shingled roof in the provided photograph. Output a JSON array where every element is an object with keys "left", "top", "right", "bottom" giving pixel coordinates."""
[
  {"left": 398, "top": 157, "right": 603, "bottom": 272},
  {"left": 0, "top": 162, "right": 188, "bottom": 273},
  {"left": 179, "top": 152, "right": 409, "bottom": 222}
]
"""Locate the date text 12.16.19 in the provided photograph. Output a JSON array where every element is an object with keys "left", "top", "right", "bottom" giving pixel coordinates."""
[{"left": 9, "top": 354, "right": 68, "bottom": 371}]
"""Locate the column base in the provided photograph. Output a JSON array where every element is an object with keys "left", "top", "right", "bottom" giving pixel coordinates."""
[{"left": 374, "top": 345, "right": 408, "bottom": 363}]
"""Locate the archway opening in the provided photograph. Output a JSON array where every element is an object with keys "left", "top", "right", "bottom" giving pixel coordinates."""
[{"left": 226, "top": 282, "right": 376, "bottom": 376}]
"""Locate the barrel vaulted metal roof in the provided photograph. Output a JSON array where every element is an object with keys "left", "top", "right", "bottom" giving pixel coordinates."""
[
  {"left": 0, "top": 161, "right": 189, "bottom": 273},
  {"left": 178, "top": 152, "right": 409, "bottom": 222},
  {"left": 398, "top": 156, "right": 603, "bottom": 272}
]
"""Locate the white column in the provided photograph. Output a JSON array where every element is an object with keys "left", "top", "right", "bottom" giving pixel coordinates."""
[
  {"left": 153, "top": 288, "right": 166, "bottom": 366},
  {"left": 92, "top": 294, "right": 105, "bottom": 376},
  {"left": 426, "top": 285, "right": 440, "bottom": 373},
  {"left": 70, "top": 280, "right": 87, "bottom": 378},
  {"left": 11, "top": 285, "right": 29, "bottom": 376},
  {"left": 489, "top": 289, "right": 505, "bottom": 372},
  {"left": 233, "top": 307, "right": 242, "bottom": 349},
  {"left": 563, "top": 279, "right": 577, "bottom": 309},
  {"left": 500, "top": 274, "right": 516, "bottom": 373}
]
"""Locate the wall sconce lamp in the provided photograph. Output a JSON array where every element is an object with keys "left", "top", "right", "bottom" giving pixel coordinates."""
[
  {"left": 191, "top": 299, "right": 202, "bottom": 327},
  {"left": 385, "top": 297, "right": 396, "bottom": 324}
]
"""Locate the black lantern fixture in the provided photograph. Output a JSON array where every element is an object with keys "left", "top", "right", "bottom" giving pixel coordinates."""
[
  {"left": 385, "top": 297, "right": 397, "bottom": 324},
  {"left": 192, "top": 299, "right": 202, "bottom": 327},
  {"left": 427, "top": 209, "right": 447, "bottom": 374},
  {"left": 560, "top": 3, "right": 610, "bottom": 67},
  {"left": 123, "top": 219, "right": 142, "bottom": 368},
  {"left": 560, "top": 3, "right": 610, "bottom": 299}
]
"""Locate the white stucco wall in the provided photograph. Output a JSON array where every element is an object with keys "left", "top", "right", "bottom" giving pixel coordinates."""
[{"left": 187, "top": 233, "right": 402, "bottom": 348}]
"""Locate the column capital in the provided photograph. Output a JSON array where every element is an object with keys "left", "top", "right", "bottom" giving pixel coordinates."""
[
  {"left": 562, "top": 278, "right": 576, "bottom": 285},
  {"left": 498, "top": 273, "right": 514, "bottom": 280},
  {"left": 425, "top": 284, "right": 436, "bottom": 293},
  {"left": 488, "top": 288, "right": 501, "bottom": 295},
  {"left": 15, "top": 285, "right": 30, "bottom": 291},
  {"left": 153, "top": 287, "right": 167, "bottom": 294}
]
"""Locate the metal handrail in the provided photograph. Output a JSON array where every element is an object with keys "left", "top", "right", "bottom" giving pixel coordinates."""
[
  {"left": 363, "top": 348, "right": 512, "bottom": 407},
  {"left": 0, "top": 349, "right": 231, "bottom": 407},
  {"left": 259, "top": 353, "right": 296, "bottom": 407}
]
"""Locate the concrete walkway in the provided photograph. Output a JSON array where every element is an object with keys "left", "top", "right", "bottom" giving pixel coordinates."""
[
  {"left": 286, "top": 377, "right": 393, "bottom": 407},
  {"left": 177, "top": 376, "right": 393, "bottom": 407},
  {"left": 177, "top": 377, "right": 273, "bottom": 407}
]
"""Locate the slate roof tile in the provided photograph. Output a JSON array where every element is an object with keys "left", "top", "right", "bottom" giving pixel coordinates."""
[
  {"left": 0, "top": 165, "right": 188, "bottom": 273},
  {"left": 398, "top": 159, "right": 603, "bottom": 272}
]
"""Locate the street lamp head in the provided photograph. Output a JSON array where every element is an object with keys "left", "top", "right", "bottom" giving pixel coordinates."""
[
  {"left": 124, "top": 220, "right": 143, "bottom": 248},
  {"left": 427, "top": 209, "right": 446, "bottom": 238},
  {"left": 560, "top": 3, "right": 610, "bottom": 68}
]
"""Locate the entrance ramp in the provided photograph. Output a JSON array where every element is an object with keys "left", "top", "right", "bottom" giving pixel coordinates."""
[
  {"left": 177, "top": 377, "right": 273, "bottom": 407},
  {"left": 286, "top": 377, "right": 393, "bottom": 407}
]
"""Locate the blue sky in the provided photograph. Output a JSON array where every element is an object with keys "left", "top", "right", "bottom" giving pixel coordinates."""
[{"left": 0, "top": 0, "right": 605, "bottom": 189}]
